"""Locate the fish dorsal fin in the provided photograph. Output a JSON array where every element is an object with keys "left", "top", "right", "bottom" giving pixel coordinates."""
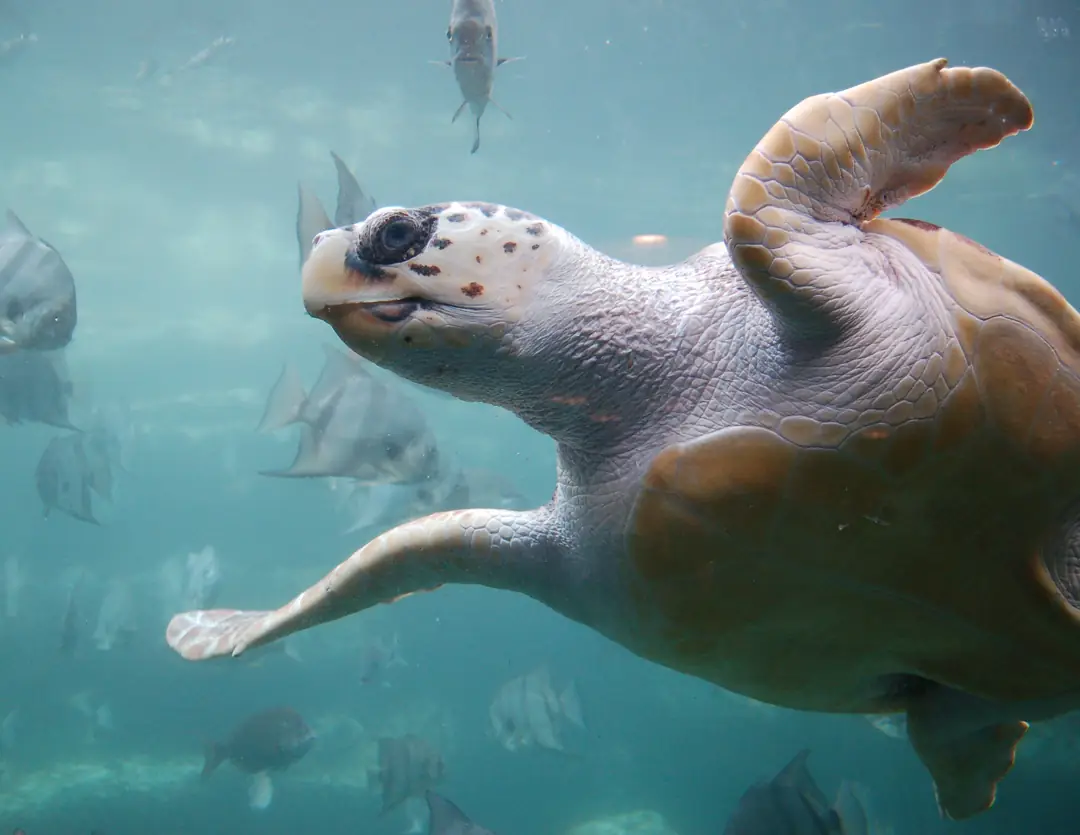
[
  {"left": 257, "top": 362, "right": 308, "bottom": 433},
  {"left": 4, "top": 209, "right": 30, "bottom": 236},
  {"left": 833, "top": 780, "right": 871, "bottom": 835},
  {"left": 296, "top": 182, "right": 333, "bottom": 267},
  {"left": 329, "top": 150, "right": 377, "bottom": 226},
  {"left": 774, "top": 749, "right": 832, "bottom": 814},
  {"left": 425, "top": 790, "right": 473, "bottom": 835}
]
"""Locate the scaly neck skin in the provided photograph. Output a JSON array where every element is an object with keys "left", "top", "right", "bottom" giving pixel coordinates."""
[{"left": 501, "top": 237, "right": 759, "bottom": 457}]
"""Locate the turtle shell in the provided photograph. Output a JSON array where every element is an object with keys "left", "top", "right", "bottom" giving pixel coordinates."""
[{"left": 628, "top": 223, "right": 1080, "bottom": 713}]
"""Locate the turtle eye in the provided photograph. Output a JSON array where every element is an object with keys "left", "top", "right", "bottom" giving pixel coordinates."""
[
  {"left": 356, "top": 210, "right": 437, "bottom": 265},
  {"left": 446, "top": 27, "right": 452, "bottom": 40}
]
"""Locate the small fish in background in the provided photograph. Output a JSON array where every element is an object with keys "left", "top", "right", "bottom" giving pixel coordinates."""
[
  {"left": 439, "top": 0, "right": 522, "bottom": 153},
  {"left": 257, "top": 345, "right": 441, "bottom": 484},
  {"left": 489, "top": 665, "right": 586, "bottom": 754},
  {"left": 359, "top": 633, "right": 407, "bottom": 686},
  {"left": 173, "top": 35, "right": 235, "bottom": 76},
  {"left": 369, "top": 735, "right": 446, "bottom": 815},
  {"left": 864, "top": 712, "right": 907, "bottom": 739},
  {"left": 240, "top": 635, "right": 303, "bottom": 668},
  {"left": 4, "top": 555, "right": 23, "bottom": 618},
  {"left": 340, "top": 464, "right": 526, "bottom": 535},
  {"left": 134, "top": 57, "right": 158, "bottom": 83},
  {"left": 0, "top": 351, "right": 75, "bottom": 428},
  {"left": 426, "top": 790, "right": 497, "bottom": 835},
  {"left": 202, "top": 707, "right": 315, "bottom": 812},
  {"left": 722, "top": 749, "right": 870, "bottom": 835},
  {"left": 92, "top": 579, "right": 137, "bottom": 651},
  {"left": 296, "top": 151, "right": 378, "bottom": 267},
  {"left": 0, "top": 32, "right": 36, "bottom": 65},
  {"left": 0, "top": 210, "right": 77, "bottom": 353},
  {"left": 58, "top": 572, "right": 85, "bottom": 656},
  {"left": 184, "top": 545, "right": 221, "bottom": 609},
  {"left": 1, "top": 708, "right": 20, "bottom": 757},
  {"left": 35, "top": 430, "right": 120, "bottom": 524},
  {"left": 69, "top": 691, "right": 114, "bottom": 740}
]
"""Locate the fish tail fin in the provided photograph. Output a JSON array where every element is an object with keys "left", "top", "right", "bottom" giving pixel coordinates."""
[
  {"left": 488, "top": 97, "right": 512, "bottom": 120},
  {"left": 451, "top": 100, "right": 468, "bottom": 124},
  {"left": 256, "top": 363, "right": 308, "bottom": 433},
  {"left": 471, "top": 115, "right": 481, "bottom": 154},
  {"left": 248, "top": 770, "right": 274, "bottom": 810},
  {"left": 559, "top": 681, "right": 586, "bottom": 729},
  {"left": 201, "top": 741, "right": 227, "bottom": 780},
  {"left": 907, "top": 701, "right": 1028, "bottom": 820}
]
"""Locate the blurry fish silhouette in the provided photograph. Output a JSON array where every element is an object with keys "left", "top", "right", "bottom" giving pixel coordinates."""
[
  {"left": 257, "top": 345, "right": 441, "bottom": 484},
  {"left": 369, "top": 735, "right": 446, "bottom": 814},
  {"left": 339, "top": 464, "right": 526, "bottom": 535},
  {"left": 202, "top": 707, "right": 315, "bottom": 811},
  {"left": 489, "top": 665, "right": 585, "bottom": 754},
  {"left": 0, "top": 350, "right": 75, "bottom": 428},
  {"left": 722, "top": 749, "right": 870, "bottom": 835},
  {"left": 426, "top": 790, "right": 497, "bottom": 835},
  {"left": 59, "top": 572, "right": 85, "bottom": 656},
  {"left": 0, "top": 32, "right": 36, "bottom": 65},
  {"left": 0, "top": 211, "right": 77, "bottom": 352},
  {"left": 4, "top": 554, "right": 23, "bottom": 618},
  {"left": 359, "top": 633, "right": 407, "bottom": 685},
  {"left": 865, "top": 712, "right": 907, "bottom": 739},
  {"left": 439, "top": 0, "right": 521, "bottom": 153},
  {"left": 92, "top": 579, "right": 137, "bottom": 651},
  {"left": 296, "top": 151, "right": 378, "bottom": 267},
  {"left": 35, "top": 433, "right": 108, "bottom": 524}
]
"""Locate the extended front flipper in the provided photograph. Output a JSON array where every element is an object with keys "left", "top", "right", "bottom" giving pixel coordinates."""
[
  {"left": 723, "top": 58, "right": 1033, "bottom": 341},
  {"left": 165, "top": 507, "right": 558, "bottom": 660}
]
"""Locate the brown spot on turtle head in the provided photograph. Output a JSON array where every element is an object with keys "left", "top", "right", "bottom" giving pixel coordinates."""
[
  {"left": 409, "top": 263, "right": 441, "bottom": 277},
  {"left": 893, "top": 218, "right": 942, "bottom": 232},
  {"left": 475, "top": 255, "right": 483, "bottom": 264},
  {"left": 446, "top": 212, "right": 467, "bottom": 223},
  {"left": 526, "top": 223, "right": 545, "bottom": 237},
  {"left": 461, "top": 282, "right": 484, "bottom": 298},
  {"left": 503, "top": 241, "right": 518, "bottom": 254},
  {"left": 463, "top": 202, "right": 499, "bottom": 218},
  {"left": 431, "top": 237, "right": 452, "bottom": 250}
]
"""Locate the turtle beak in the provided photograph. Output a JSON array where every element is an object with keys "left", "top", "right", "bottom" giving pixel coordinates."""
[{"left": 301, "top": 225, "right": 415, "bottom": 319}]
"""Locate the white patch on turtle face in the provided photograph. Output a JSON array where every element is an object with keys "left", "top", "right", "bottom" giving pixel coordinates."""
[{"left": 302, "top": 201, "right": 565, "bottom": 319}]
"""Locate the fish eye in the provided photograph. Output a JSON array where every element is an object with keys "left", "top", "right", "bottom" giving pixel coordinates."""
[{"left": 446, "top": 27, "right": 452, "bottom": 40}]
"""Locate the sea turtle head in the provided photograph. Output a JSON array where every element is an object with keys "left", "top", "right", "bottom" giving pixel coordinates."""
[{"left": 301, "top": 201, "right": 566, "bottom": 403}]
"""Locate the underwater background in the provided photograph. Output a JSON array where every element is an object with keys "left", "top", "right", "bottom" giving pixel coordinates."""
[{"left": 1, "top": 0, "right": 1079, "bottom": 832}]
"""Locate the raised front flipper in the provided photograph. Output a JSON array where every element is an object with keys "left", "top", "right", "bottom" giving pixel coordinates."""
[
  {"left": 165, "top": 507, "right": 556, "bottom": 661},
  {"left": 723, "top": 58, "right": 1033, "bottom": 338}
]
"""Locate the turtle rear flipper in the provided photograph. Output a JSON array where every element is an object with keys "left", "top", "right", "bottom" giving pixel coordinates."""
[
  {"left": 907, "top": 709, "right": 1027, "bottom": 820},
  {"left": 723, "top": 58, "right": 1033, "bottom": 340}
]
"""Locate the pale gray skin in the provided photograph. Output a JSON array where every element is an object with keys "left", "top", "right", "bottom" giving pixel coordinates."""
[
  {"left": 444, "top": 0, "right": 517, "bottom": 154},
  {"left": 0, "top": 210, "right": 77, "bottom": 353},
  {"left": 168, "top": 60, "right": 1080, "bottom": 819}
]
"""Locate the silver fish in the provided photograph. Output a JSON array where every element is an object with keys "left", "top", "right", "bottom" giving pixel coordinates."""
[
  {"left": 296, "top": 151, "right": 378, "bottom": 268},
  {"left": 93, "top": 579, "right": 137, "bottom": 651},
  {"left": 0, "top": 211, "right": 77, "bottom": 353},
  {"left": 0, "top": 350, "right": 75, "bottom": 428},
  {"left": 257, "top": 345, "right": 441, "bottom": 484},
  {"left": 369, "top": 735, "right": 446, "bottom": 814},
  {"left": 36, "top": 433, "right": 101, "bottom": 525},
  {"left": 489, "top": 665, "right": 585, "bottom": 754},
  {"left": 426, "top": 791, "right": 497, "bottom": 835},
  {"left": 442, "top": 0, "right": 522, "bottom": 154},
  {"left": 723, "top": 750, "right": 869, "bottom": 835}
]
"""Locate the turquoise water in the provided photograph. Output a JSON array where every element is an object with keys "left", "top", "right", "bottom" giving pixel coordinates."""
[{"left": 1, "top": 0, "right": 1078, "bottom": 833}]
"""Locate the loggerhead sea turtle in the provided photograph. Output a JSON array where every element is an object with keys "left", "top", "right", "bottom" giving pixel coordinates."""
[{"left": 167, "top": 59, "right": 1080, "bottom": 819}]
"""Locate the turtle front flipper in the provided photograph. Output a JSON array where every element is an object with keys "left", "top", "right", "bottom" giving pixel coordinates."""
[
  {"left": 723, "top": 58, "right": 1033, "bottom": 339},
  {"left": 165, "top": 507, "right": 558, "bottom": 661}
]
